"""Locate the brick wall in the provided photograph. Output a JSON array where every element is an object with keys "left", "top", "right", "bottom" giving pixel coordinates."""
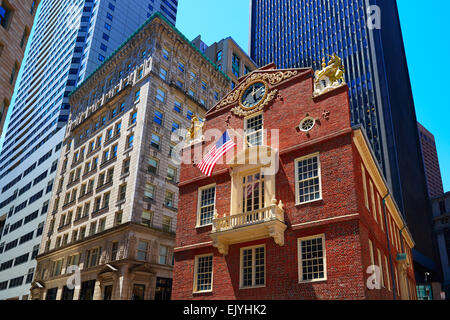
[{"left": 173, "top": 67, "right": 416, "bottom": 300}]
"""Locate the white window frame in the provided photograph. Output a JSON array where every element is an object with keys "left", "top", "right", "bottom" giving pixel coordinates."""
[
  {"left": 298, "top": 234, "right": 327, "bottom": 283},
  {"left": 377, "top": 248, "right": 385, "bottom": 288},
  {"left": 370, "top": 180, "right": 377, "bottom": 223},
  {"left": 395, "top": 267, "right": 400, "bottom": 295},
  {"left": 196, "top": 184, "right": 216, "bottom": 228},
  {"left": 159, "top": 245, "right": 169, "bottom": 265},
  {"left": 242, "top": 171, "right": 265, "bottom": 213},
  {"left": 384, "top": 255, "right": 391, "bottom": 291},
  {"left": 294, "top": 153, "right": 322, "bottom": 205},
  {"left": 137, "top": 240, "right": 149, "bottom": 261},
  {"left": 377, "top": 194, "right": 384, "bottom": 232},
  {"left": 239, "top": 244, "right": 266, "bottom": 289},
  {"left": 368, "top": 239, "right": 375, "bottom": 266},
  {"left": 193, "top": 254, "right": 213, "bottom": 293},
  {"left": 244, "top": 112, "right": 264, "bottom": 148},
  {"left": 361, "top": 164, "right": 369, "bottom": 210}
]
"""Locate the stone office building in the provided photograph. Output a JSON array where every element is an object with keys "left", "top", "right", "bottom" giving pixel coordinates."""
[
  {"left": 29, "top": 13, "right": 230, "bottom": 300},
  {"left": 192, "top": 35, "right": 258, "bottom": 90},
  {"left": 173, "top": 62, "right": 417, "bottom": 300}
]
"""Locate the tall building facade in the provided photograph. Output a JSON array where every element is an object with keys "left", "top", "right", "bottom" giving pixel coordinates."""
[
  {"left": 0, "top": 0, "right": 40, "bottom": 137},
  {"left": 418, "top": 123, "right": 444, "bottom": 199},
  {"left": 29, "top": 13, "right": 229, "bottom": 301},
  {"left": 249, "top": 0, "right": 436, "bottom": 284},
  {"left": 173, "top": 64, "right": 417, "bottom": 300},
  {"left": 192, "top": 36, "right": 258, "bottom": 90},
  {"left": 0, "top": 0, "right": 178, "bottom": 300}
]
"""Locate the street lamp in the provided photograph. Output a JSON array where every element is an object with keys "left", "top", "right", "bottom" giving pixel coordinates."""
[{"left": 425, "top": 272, "right": 431, "bottom": 300}]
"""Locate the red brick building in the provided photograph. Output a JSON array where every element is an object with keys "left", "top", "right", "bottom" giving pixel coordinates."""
[{"left": 172, "top": 64, "right": 417, "bottom": 300}]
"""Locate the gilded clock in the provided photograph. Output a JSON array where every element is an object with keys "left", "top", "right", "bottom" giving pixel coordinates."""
[{"left": 240, "top": 81, "right": 267, "bottom": 111}]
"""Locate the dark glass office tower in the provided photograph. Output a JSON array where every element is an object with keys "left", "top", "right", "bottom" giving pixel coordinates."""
[{"left": 250, "top": 0, "right": 438, "bottom": 284}]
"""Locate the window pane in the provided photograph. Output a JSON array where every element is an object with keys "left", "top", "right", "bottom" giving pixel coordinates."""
[
  {"left": 300, "top": 237, "right": 325, "bottom": 281},
  {"left": 297, "top": 156, "right": 321, "bottom": 204},
  {"left": 245, "top": 114, "right": 263, "bottom": 146},
  {"left": 199, "top": 186, "right": 215, "bottom": 226},
  {"left": 196, "top": 255, "right": 213, "bottom": 292}
]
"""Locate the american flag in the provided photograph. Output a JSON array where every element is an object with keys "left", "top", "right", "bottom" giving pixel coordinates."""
[{"left": 197, "top": 130, "right": 236, "bottom": 177}]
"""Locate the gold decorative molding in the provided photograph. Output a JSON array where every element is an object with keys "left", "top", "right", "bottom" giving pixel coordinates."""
[
  {"left": 214, "top": 70, "right": 298, "bottom": 112},
  {"left": 231, "top": 88, "right": 278, "bottom": 117}
]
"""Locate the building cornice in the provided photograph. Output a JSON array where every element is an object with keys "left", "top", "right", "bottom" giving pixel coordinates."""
[
  {"left": 36, "top": 222, "right": 175, "bottom": 261},
  {"left": 352, "top": 128, "right": 415, "bottom": 249},
  {"left": 70, "top": 13, "right": 230, "bottom": 102}
]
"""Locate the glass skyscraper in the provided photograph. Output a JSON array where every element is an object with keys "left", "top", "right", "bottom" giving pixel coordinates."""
[
  {"left": 0, "top": 0, "right": 177, "bottom": 300},
  {"left": 250, "top": 0, "right": 438, "bottom": 284}
]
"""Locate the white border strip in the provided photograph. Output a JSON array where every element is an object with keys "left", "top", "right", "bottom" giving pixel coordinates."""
[
  {"left": 291, "top": 213, "right": 360, "bottom": 229},
  {"left": 174, "top": 241, "right": 213, "bottom": 251}
]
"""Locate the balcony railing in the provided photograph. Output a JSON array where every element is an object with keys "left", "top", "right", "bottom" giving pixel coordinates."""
[
  {"left": 210, "top": 200, "right": 287, "bottom": 255},
  {"left": 212, "top": 204, "right": 284, "bottom": 233}
]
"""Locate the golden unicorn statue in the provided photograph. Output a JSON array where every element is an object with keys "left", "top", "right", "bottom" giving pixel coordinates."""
[{"left": 315, "top": 53, "right": 346, "bottom": 85}]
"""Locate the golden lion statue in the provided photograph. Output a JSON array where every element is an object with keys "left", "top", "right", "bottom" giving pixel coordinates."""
[{"left": 186, "top": 116, "right": 204, "bottom": 142}]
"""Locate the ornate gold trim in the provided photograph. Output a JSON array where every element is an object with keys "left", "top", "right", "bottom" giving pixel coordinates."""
[
  {"left": 238, "top": 80, "right": 269, "bottom": 112},
  {"left": 231, "top": 89, "right": 278, "bottom": 117},
  {"left": 214, "top": 70, "right": 298, "bottom": 111}
]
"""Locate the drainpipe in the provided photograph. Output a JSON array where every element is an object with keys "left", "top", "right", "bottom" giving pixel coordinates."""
[{"left": 381, "top": 193, "right": 398, "bottom": 300}]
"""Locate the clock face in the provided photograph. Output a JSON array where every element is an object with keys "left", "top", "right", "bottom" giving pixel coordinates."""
[{"left": 241, "top": 82, "right": 267, "bottom": 110}]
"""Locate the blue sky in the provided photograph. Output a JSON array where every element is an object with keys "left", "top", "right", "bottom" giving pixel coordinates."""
[
  {"left": 176, "top": 0, "right": 450, "bottom": 193},
  {"left": 2, "top": 1, "right": 448, "bottom": 193}
]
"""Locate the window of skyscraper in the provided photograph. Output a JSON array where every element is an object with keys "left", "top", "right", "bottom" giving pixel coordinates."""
[
  {"left": 232, "top": 53, "right": 240, "bottom": 77},
  {"left": 216, "top": 50, "right": 222, "bottom": 62},
  {"left": 0, "top": 3, "right": 12, "bottom": 29}
]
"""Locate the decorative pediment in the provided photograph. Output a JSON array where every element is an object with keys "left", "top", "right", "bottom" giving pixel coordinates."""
[
  {"left": 98, "top": 263, "right": 119, "bottom": 279},
  {"left": 128, "top": 263, "right": 156, "bottom": 275},
  {"left": 227, "top": 145, "right": 277, "bottom": 170},
  {"left": 209, "top": 69, "right": 302, "bottom": 117}
]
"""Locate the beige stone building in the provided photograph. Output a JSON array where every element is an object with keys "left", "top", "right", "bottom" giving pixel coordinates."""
[
  {"left": 192, "top": 36, "right": 258, "bottom": 90},
  {"left": 30, "top": 13, "right": 230, "bottom": 300},
  {"left": 0, "top": 0, "right": 39, "bottom": 136}
]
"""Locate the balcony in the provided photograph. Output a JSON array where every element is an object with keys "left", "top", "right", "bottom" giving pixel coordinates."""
[{"left": 210, "top": 200, "right": 287, "bottom": 255}]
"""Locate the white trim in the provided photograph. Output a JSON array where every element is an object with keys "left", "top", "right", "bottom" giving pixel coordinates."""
[
  {"left": 291, "top": 213, "right": 359, "bottom": 229},
  {"left": 239, "top": 244, "right": 266, "bottom": 289},
  {"left": 377, "top": 193, "right": 384, "bottom": 232},
  {"left": 298, "top": 234, "right": 327, "bottom": 283},
  {"left": 361, "top": 164, "right": 370, "bottom": 210},
  {"left": 193, "top": 253, "right": 214, "bottom": 294},
  {"left": 370, "top": 180, "right": 377, "bottom": 223},
  {"left": 244, "top": 112, "right": 264, "bottom": 149},
  {"left": 368, "top": 239, "right": 375, "bottom": 266},
  {"left": 174, "top": 241, "right": 213, "bottom": 251},
  {"left": 384, "top": 255, "right": 391, "bottom": 291},
  {"left": 294, "top": 153, "right": 322, "bottom": 205},
  {"left": 196, "top": 183, "right": 216, "bottom": 228},
  {"left": 242, "top": 171, "right": 265, "bottom": 213},
  {"left": 299, "top": 116, "right": 316, "bottom": 132},
  {"left": 377, "top": 248, "right": 385, "bottom": 288}
]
